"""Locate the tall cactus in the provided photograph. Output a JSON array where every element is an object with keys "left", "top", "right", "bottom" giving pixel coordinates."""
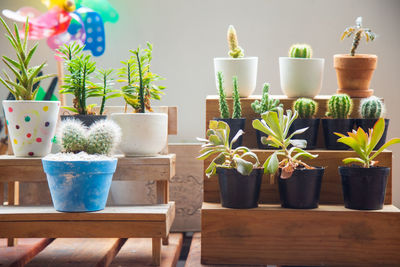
[
  {"left": 251, "top": 83, "right": 283, "bottom": 114},
  {"left": 217, "top": 71, "right": 230, "bottom": 118},
  {"left": 227, "top": 25, "right": 244, "bottom": 58},
  {"left": 232, "top": 76, "right": 242, "bottom": 119},
  {"left": 293, "top": 98, "right": 318, "bottom": 119},
  {"left": 326, "top": 94, "right": 353, "bottom": 119},
  {"left": 289, "top": 44, "right": 313, "bottom": 58},
  {"left": 360, "top": 96, "right": 384, "bottom": 119}
]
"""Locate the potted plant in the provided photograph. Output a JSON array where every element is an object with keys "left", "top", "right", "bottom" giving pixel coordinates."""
[
  {"left": 335, "top": 118, "right": 400, "bottom": 210},
  {"left": 334, "top": 17, "right": 377, "bottom": 97},
  {"left": 322, "top": 94, "right": 354, "bottom": 150},
  {"left": 355, "top": 96, "right": 388, "bottom": 150},
  {"left": 213, "top": 72, "right": 244, "bottom": 149},
  {"left": 253, "top": 107, "right": 324, "bottom": 209},
  {"left": 289, "top": 98, "right": 319, "bottom": 149},
  {"left": 197, "top": 120, "right": 261, "bottom": 209},
  {"left": 214, "top": 25, "right": 258, "bottom": 97},
  {"left": 111, "top": 42, "right": 167, "bottom": 156},
  {"left": 0, "top": 17, "right": 59, "bottom": 157},
  {"left": 251, "top": 83, "right": 282, "bottom": 149},
  {"left": 279, "top": 44, "right": 324, "bottom": 98},
  {"left": 42, "top": 119, "right": 121, "bottom": 212}
]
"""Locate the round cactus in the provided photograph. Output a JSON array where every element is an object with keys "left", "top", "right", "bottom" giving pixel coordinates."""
[
  {"left": 326, "top": 94, "right": 353, "bottom": 119},
  {"left": 360, "top": 96, "right": 384, "bottom": 119},
  {"left": 58, "top": 119, "right": 87, "bottom": 153},
  {"left": 293, "top": 98, "right": 318, "bottom": 119},
  {"left": 227, "top": 25, "right": 244, "bottom": 58},
  {"left": 86, "top": 120, "right": 122, "bottom": 155},
  {"left": 288, "top": 44, "right": 313, "bottom": 58}
]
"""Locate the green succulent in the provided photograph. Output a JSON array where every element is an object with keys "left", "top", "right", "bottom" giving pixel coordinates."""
[{"left": 341, "top": 17, "right": 376, "bottom": 56}]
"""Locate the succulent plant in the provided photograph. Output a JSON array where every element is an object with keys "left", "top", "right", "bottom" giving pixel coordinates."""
[
  {"left": 288, "top": 44, "right": 312, "bottom": 58},
  {"left": 217, "top": 71, "right": 230, "bottom": 119},
  {"left": 293, "top": 98, "right": 318, "bottom": 119},
  {"left": 58, "top": 119, "right": 87, "bottom": 153},
  {"left": 360, "top": 96, "right": 384, "bottom": 119},
  {"left": 227, "top": 25, "right": 244, "bottom": 58},
  {"left": 326, "top": 94, "right": 353, "bottom": 119},
  {"left": 232, "top": 76, "right": 242, "bottom": 119},
  {"left": 341, "top": 17, "right": 376, "bottom": 56},
  {"left": 251, "top": 83, "right": 283, "bottom": 114}
]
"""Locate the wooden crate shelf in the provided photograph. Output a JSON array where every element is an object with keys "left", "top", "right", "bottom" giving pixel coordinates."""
[{"left": 201, "top": 202, "right": 400, "bottom": 266}]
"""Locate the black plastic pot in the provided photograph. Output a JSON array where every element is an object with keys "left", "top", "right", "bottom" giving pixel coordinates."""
[
  {"left": 339, "top": 166, "right": 389, "bottom": 210},
  {"left": 61, "top": 115, "right": 107, "bottom": 127},
  {"left": 213, "top": 118, "right": 245, "bottom": 149},
  {"left": 288, "top": 118, "right": 320, "bottom": 150},
  {"left": 217, "top": 167, "right": 263, "bottom": 209},
  {"left": 322, "top": 119, "right": 354, "bottom": 150},
  {"left": 278, "top": 167, "right": 324, "bottom": 209},
  {"left": 355, "top": 118, "right": 389, "bottom": 150}
]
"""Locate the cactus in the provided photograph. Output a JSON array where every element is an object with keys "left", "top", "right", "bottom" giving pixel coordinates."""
[
  {"left": 58, "top": 119, "right": 87, "bottom": 153},
  {"left": 341, "top": 17, "right": 376, "bottom": 56},
  {"left": 251, "top": 83, "right": 283, "bottom": 114},
  {"left": 86, "top": 120, "right": 122, "bottom": 155},
  {"left": 289, "top": 44, "right": 312, "bottom": 58},
  {"left": 217, "top": 71, "right": 230, "bottom": 119},
  {"left": 227, "top": 25, "right": 244, "bottom": 58},
  {"left": 232, "top": 76, "right": 242, "bottom": 119},
  {"left": 293, "top": 98, "right": 318, "bottom": 119},
  {"left": 360, "top": 96, "right": 384, "bottom": 119},
  {"left": 326, "top": 94, "right": 353, "bottom": 119}
]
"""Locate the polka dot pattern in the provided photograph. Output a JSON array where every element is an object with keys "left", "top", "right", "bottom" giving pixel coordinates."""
[{"left": 25, "top": 116, "right": 31, "bottom": 122}]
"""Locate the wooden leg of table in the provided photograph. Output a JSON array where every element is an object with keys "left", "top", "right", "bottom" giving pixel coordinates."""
[
  {"left": 0, "top": 182, "right": 4, "bottom": 205},
  {"left": 156, "top": 180, "right": 170, "bottom": 245},
  {"left": 152, "top": 237, "right": 161, "bottom": 265},
  {"left": 7, "top": 181, "right": 19, "bottom": 247}
]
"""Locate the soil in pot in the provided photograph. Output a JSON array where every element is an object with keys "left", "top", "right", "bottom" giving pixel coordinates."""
[
  {"left": 61, "top": 114, "right": 106, "bottom": 127},
  {"left": 355, "top": 118, "right": 389, "bottom": 150},
  {"left": 322, "top": 119, "right": 354, "bottom": 150},
  {"left": 278, "top": 167, "right": 324, "bottom": 209},
  {"left": 339, "top": 165, "right": 389, "bottom": 210},
  {"left": 213, "top": 118, "right": 245, "bottom": 149},
  {"left": 288, "top": 118, "right": 320, "bottom": 150},
  {"left": 217, "top": 167, "right": 263, "bottom": 209}
]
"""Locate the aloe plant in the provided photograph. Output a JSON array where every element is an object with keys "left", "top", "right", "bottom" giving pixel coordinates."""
[
  {"left": 197, "top": 120, "right": 259, "bottom": 177},
  {"left": 335, "top": 118, "right": 400, "bottom": 168}
]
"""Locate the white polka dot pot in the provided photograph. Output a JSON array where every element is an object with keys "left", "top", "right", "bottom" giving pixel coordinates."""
[{"left": 3, "top": 100, "right": 60, "bottom": 157}]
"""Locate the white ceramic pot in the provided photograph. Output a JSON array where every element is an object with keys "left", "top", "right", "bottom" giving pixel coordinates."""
[
  {"left": 3, "top": 100, "right": 60, "bottom": 157},
  {"left": 110, "top": 112, "right": 168, "bottom": 156},
  {"left": 214, "top": 57, "right": 258, "bottom": 97},
  {"left": 279, "top": 57, "right": 325, "bottom": 98}
]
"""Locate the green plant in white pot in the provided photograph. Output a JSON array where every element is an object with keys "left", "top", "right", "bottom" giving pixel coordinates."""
[
  {"left": 214, "top": 25, "right": 258, "bottom": 97},
  {"left": 0, "top": 17, "right": 59, "bottom": 157},
  {"left": 111, "top": 42, "right": 166, "bottom": 156}
]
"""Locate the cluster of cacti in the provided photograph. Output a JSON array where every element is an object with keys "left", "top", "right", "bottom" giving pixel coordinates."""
[
  {"left": 217, "top": 71, "right": 230, "bottom": 119},
  {"left": 293, "top": 98, "right": 318, "bottom": 119},
  {"left": 58, "top": 119, "right": 121, "bottom": 155},
  {"left": 360, "top": 96, "right": 384, "bottom": 119},
  {"left": 232, "top": 76, "right": 242, "bottom": 119},
  {"left": 227, "top": 25, "right": 244, "bottom": 58},
  {"left": 288, "top": 44, "right": 313, "bottom": 58},
  {"left": 326, "top": 94, "right": 353, "bottom": 119},
  {"left": 341, "top": 17, "right": 376, "bottom": 56},
  {"left": 251, "top": 83, "right": 282, "bottom": 114}
]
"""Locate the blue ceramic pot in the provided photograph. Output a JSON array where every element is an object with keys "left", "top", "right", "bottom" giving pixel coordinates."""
[{"left": 42, "top": 158, "right": 118, "bottom": 212}]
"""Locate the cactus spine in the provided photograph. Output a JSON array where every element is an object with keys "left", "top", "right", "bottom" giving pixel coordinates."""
[
  {"left": 360, "top": 96, "right": 384, "bottom": 119},
  {"left": 217, "top": 71, "right": 230, "bottom": 119},
  {"left": 294, "top": 98, "right": 318, "bottom": 119},
  {"left": 289, "top": 44, "right": 312, "bottom": 58},
  {"left": 251, "top": 83, "right": 282, "bottom": 114},
  {"left": 58, "top": 119, "right": 87, "bottom": 153},
  {"left": 232, "top": 76, "right": 242, "bottom": 119},
  {"left": 326, "top": 94, "right": 353, "bottom": 119},
  {"left": 227, "top": 25, "right": 244, "bottom": 58}
]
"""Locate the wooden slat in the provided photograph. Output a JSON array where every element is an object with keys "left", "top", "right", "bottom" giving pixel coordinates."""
[
  {"left": 0, "top": 238, "right": 53, "bottom": 267},
  {"left": 7, "top": 182, "right": 19, "bottom": 205},
  {"left": 0, "top": 154, "right": 176, "bottom": 182},
  {"left": 204, "top": 150, "right": 392, "bottom": 204},
  {"left": 201, "top": 202, "right": 400, "bottom": 266},
  {"left": 167, "top": 106, "right": 178, "bottom": 135},
  {"left": 25, "top": 238, "right": 126, "bottom": 267},
  {"left": 109, "top": 233, "right": 183, "bottom": 267},
  {"left": 0, "top": 182, "right": 3, "bottom": 205},
  {"left": 152, "top": 237, "right": 161, "bottom": 265}
]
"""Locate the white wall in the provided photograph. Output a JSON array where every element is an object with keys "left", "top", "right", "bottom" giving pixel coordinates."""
[{"left": 1, "top": 0, "right": 400, "bottom": 204}]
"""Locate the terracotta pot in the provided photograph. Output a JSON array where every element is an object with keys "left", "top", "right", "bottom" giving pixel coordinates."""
[{"left": 334, "top": 54, "right": 377, "bottom": 97}]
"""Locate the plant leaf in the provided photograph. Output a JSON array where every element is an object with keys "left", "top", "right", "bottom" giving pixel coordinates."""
[
  {"left": 290, "top": 139, "right": 307, "bottom": 149},
  {"left": 230, "top": 129, "right": 244, "bottom": 148},
  {"left": 265, "top": 152, "right": 279, "bottom": 175},
  {"left": 367, "top": 118, "right": 384, "bottom": 153},
  {"left": 342, "top": 157, "right": 366, "bottom": 166},
  {"left": 234, "top": 157, "right": 254, "bottom": 176},
  {"left": 370, "top": 138, "right": 400, "bottom": 161}
]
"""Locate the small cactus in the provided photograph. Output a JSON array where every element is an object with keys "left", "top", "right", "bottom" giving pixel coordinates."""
[
  {"left": 217, "top": 71, "right": 230, "bottom": 119},
  {"left": 326, "top": 94, "right": 353, "bottom": 119},
  {"left": 293, "top": 98, "right": 318, "bottom": 119},
  {"left": 227, "top": 25, "right": 244, "bottom": 58},
  {"left": 360, "top": 96, "right": 384, "bottom": 119},
  {"left": 341, "top": 17, "right": 376, "bottom": 56},
  {"left": 86, "top": 120, "right": 122, "bottom": 155},
  {"left": 289, "top": 44, "right": 312, "bottom": 58},
  {"left": 251, "top": 83, "right": 283, "bottom": 114},
  {"left": 232, "top": 76, "right": 242, "bottom": 119},
  {"left": 58, "top": 119, "right": 87, "bottom": 153}
]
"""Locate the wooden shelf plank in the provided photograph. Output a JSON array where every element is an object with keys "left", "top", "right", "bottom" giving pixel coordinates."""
[
  {"left": 201, "top": 202, "right": 400, "bottom": 266},
  {"left": 0, "top": 154, "right": 176, "bottom": 182}
]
